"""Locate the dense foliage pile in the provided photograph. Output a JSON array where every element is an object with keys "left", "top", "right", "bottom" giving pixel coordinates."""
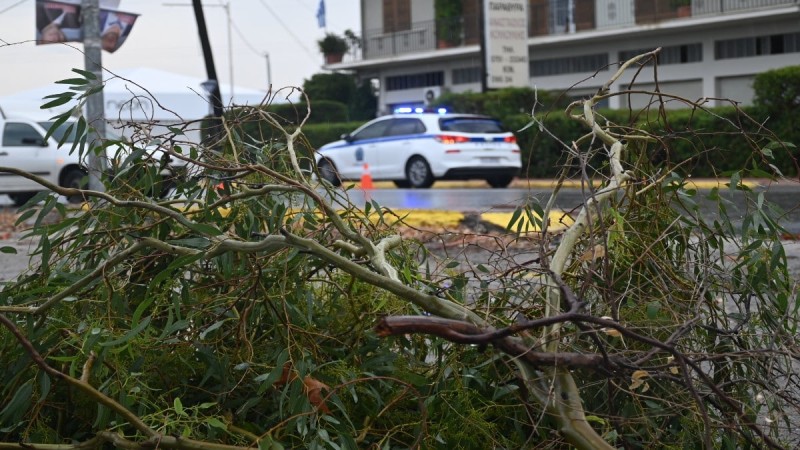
[{"left": 1, "top": 53, "right": 799, "bottom": 450}]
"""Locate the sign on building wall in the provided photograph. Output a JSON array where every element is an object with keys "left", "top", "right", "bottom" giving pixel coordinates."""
[{"left": 484, "top": 0, "right": 529, "bottom": 89}]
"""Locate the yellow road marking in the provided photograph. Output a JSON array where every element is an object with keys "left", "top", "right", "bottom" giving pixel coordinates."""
[{"left": 481, "top": 211, "right": 574, "bottom": 232}]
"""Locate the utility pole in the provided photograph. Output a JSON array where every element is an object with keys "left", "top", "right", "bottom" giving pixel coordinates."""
[
  {"left": 264, "top": 52, "right": 272, "bottom": 89},
  {"left": 191, "top": 0, "right": 224, "bottom": 149},
  {"left": 82, "top": 0, "right": 106, "bottom": 192}
]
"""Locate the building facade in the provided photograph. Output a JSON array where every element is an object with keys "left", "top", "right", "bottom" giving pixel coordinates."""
[{"left": 330, "top": 0, "right": 800, "bottom": 114}]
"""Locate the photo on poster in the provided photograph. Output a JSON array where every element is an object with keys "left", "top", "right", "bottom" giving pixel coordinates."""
[{"left": 35, "top": 0, "right": 139, "bottom": 53}]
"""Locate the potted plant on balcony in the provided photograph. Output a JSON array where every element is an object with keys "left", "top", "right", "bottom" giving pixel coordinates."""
[
  {"left": 435, "top": 0, "right": 463, "bottom": 48},
  {"left": 318, "top": 32, "right": 349, "bottom": 64}
]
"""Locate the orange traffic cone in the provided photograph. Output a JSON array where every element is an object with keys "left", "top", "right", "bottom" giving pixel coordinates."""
[{"left": 360, "top": 163, "right": 374, "bottom": 189}]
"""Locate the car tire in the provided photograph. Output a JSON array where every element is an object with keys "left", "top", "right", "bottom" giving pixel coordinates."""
[
  {"left": 486, "top": 175, "right": 514, "bottom": 188},
  {"left": 393, "top": 180, "right": 411, "bottom": 188},
  {"left": 9, "top": 192, "right": 37, "bottom": 207},
  {"left": 61, "top": 168, "right": 88, "bottom": 204},
  {"left": 405, "top": 156, "right": 434, "bottom": 189},
  {"left": 317, "top": 159, "right": 341, "bottom": 187}
]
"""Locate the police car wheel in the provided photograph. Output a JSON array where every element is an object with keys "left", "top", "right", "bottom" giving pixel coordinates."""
[
  {"left": 487, "top": 175, "right": 513, "bottom": 188},
  {"left": 406, "top": 157, "right": 434, "bottom": 189},
  {"left": 318, "top": 159, "right": 341, "bottom": 187},
  {"left": 9, "top": 192, "right": 37, "bottom": 207}
]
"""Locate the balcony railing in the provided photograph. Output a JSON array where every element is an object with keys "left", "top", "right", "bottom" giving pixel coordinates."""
[
  {"left": 358, "top": 0, "right": 795, "bottom": 60},
  {"left": 363, "top": 15, "right": 482, "bottom": 59}
]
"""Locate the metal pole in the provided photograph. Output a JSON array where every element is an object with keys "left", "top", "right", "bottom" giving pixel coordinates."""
[
  {"left": 265, "top": 52, "right": 271, "bottom": 88},
  {"left": 82, "top": 0, "right": 106, "bottom": 192},
  {"left": 191, "top": 0, "right": 224, "bottom": 149},
  {"left": 225, "top": 1, "right": 233, "bottom": 99},
  {"left": 479, "top": 0, "right": 488, "bottom": 93}
]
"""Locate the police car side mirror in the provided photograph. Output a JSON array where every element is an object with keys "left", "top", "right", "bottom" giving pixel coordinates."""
[{"left": 341, "top": 133, "right": 353, "bottom": 142}]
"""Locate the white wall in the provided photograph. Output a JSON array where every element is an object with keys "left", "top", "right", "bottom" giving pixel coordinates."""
[
  {"left": 716, "top": 76, "right": 756, "bottom": 105},
  {"left": 364, "top": 10, "right": 799, "bottom": 112}
]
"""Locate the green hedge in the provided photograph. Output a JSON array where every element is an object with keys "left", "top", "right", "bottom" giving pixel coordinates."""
[
  {"left": 428, "top": 78, "right": 798, "bottom": 178},
  {"left": 503, "top": 106, "right": 797, "bottom": 179},
  {"left": 263, "top": 100, "right": 350, "bottom": 125},
  {"left": 202, "top": 107, "right": 357, "bottom": 162},
  {"left": 431, "top": 87, "right": 570, "bottom": 120},
  {"left": 506, "top": 109, "right": 632, "bottom": 178},
  {"left": 301, "top": 121, "right": 363, "bottom": 149}
]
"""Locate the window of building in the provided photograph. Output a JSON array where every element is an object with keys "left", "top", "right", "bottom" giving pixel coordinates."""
[
  {"left": 383, "top": 0, "right": 411, "bottom": 32},
  {"left": 618, "top": 43, "right": 702, "bottom": 65},
  {"left": 530, "top": 53, "right": 609, "bottom": 76},
  {"left": 549, "top": 0, "right": 570, "bottom": 33},
  {"left": 386, "top": 71, "right": 445, "bottom": 91},
  {"left": 452, "top": 67, "right": 482, "bottom": 85},
  {"left": 715, "top": 32, "right": 800, "bottom": 59}
]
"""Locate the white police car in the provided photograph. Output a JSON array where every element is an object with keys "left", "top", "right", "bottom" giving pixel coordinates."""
[{"left": 315, "top": 111, "right": 522, "bottom": 188}]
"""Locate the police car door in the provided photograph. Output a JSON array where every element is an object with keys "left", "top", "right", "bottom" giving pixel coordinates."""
[
  {"left": 341, "top": 118, "right": 391, "bottom": 180},
  {"left": 378, "top": 118, "right": 426, "bottom": 179}
]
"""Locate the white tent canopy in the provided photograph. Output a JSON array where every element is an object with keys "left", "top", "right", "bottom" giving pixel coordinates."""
[{"left": 0, "top": 67, "right": 268, "bottom": 121}]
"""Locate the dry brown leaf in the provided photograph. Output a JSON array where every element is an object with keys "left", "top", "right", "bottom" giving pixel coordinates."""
[
  {"left": 629, "top": 370, "right": 650, "bottom": 390},
  {"left": 580, "top": 244, "right": 606, "bottom": 262},
  {"left": 303, "top": 375, "right": 331, "bottom": 413},
  {"left": 275, "top": 363, "right": 331, "bottom": 413}
]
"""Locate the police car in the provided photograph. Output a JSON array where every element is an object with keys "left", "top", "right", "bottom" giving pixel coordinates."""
[{"left": 315, "top": 110, "right": 522, "bottom": 188}]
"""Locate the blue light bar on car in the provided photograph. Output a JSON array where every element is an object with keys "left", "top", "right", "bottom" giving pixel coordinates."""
[{"left": 393, "top": 107, "right": 450, "bottom": 114}]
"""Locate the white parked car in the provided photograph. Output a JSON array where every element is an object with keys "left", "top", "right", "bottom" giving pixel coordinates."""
[
  {"left": 315, "top": 112, "right": 522, "bottom": 188},
  {"left": 0, "top": 114, "right": 186, "bottom": 206}
]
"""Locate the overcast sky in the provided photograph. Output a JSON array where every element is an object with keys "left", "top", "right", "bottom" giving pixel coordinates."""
[{"left": 0, "top": 0, "right": 360, "bottom": 101}]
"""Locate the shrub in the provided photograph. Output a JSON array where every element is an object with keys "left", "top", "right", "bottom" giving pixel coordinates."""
[
  {"left": 303, "top": 73, "right": 377, "bottom": 122},
  {"left": 751, "top": 66, "right": 800, "bottom": 176},
  {"left": 752, "top": 65, "right": 800, "bottom": 115},
  {"left": 265, "top": 100, "right": 349, "bottom": 125},
  {"left": 431, "top": 86, "right": 570, "bottom": 121}
]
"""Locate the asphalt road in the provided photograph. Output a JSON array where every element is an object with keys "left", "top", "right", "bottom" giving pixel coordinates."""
[
  {"left": 334, "top": 183, "right": 800, "bottom": 234},
  {"left": 1, "top": 181, "right": 798, "bottom": 231}
]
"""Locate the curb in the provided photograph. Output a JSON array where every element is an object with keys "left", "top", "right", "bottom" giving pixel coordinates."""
[{"left": 347, "top": 178, "right": 765, "bottom": 190}]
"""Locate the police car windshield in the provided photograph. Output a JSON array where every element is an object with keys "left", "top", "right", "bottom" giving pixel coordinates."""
[{"left": 439, "top": 117, "right": 505, "bottom": 133}]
